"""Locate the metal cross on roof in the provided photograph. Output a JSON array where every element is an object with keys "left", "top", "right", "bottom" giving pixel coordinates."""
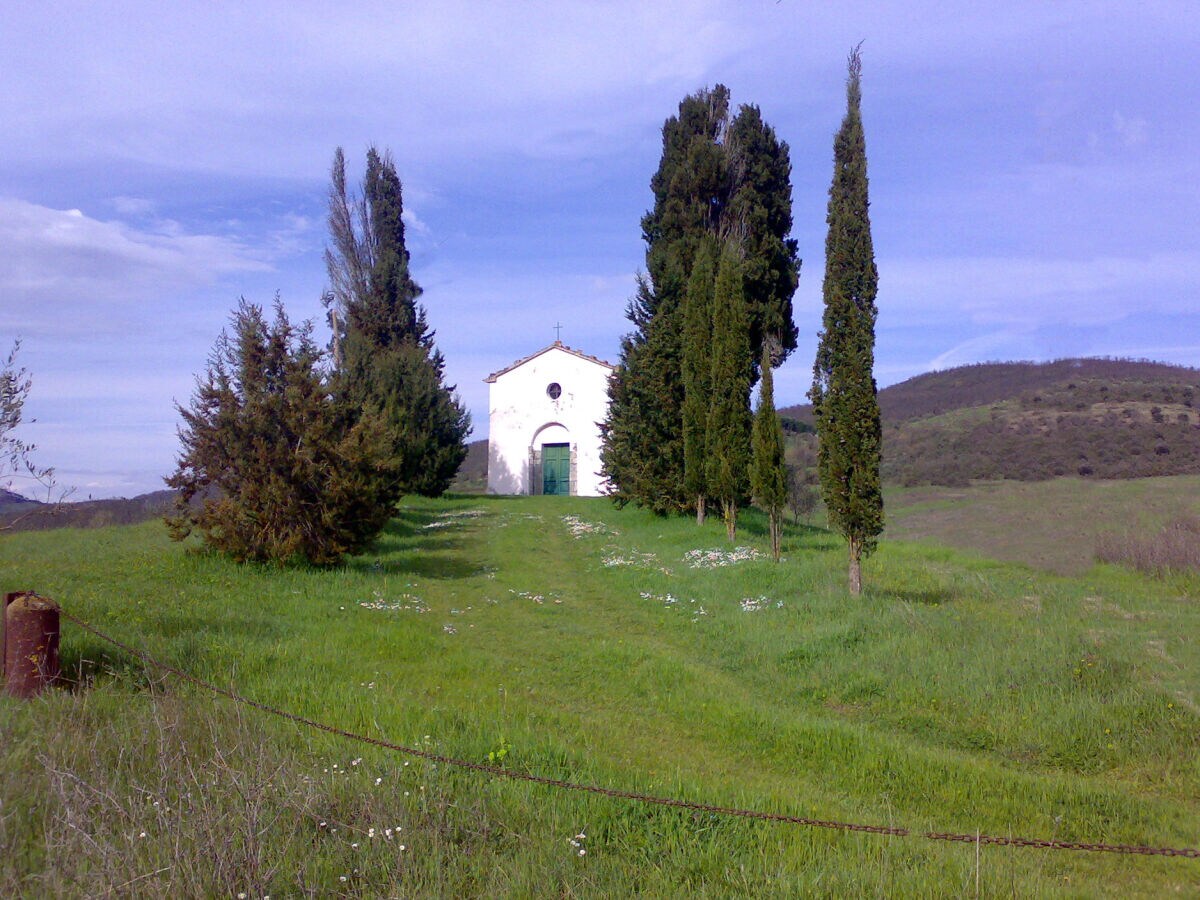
[{"left": 554, "top": 322, "right": 563, "bottom": 342}]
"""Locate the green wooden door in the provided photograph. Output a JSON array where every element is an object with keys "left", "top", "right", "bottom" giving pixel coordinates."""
[{"left": 542, "top": 443, "right": 570, "bottom": 496}]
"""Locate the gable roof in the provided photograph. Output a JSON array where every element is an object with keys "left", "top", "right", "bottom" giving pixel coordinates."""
[{"left": 484, "top": 341, "right": 614, "bottom": 383}]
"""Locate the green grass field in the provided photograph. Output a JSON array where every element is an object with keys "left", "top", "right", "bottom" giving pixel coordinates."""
[
  {"left": 886, "top": 475, "right": 1200, "bottom": 575},
  {"left": 3, "top": 492, "right": 1198, "bottom": 896}
]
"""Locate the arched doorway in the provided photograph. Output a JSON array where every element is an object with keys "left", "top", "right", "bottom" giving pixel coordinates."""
[{"left": 530, "top": 423, "right": 572, "bottom": 496}]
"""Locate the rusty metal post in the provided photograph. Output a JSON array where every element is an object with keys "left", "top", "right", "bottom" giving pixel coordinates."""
[{"left": 3, "top": 591, "right": 60, "bottom": 698}]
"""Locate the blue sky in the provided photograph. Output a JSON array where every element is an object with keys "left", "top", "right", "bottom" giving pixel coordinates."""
[{"left": 3, "top": 1, "right": 1197, "bottom": 498}]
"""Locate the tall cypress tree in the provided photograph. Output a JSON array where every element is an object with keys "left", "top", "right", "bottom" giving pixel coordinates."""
[
  {"left": 705, "top": 247, "right": 752, "bottom": 540},
  {"left": 326, "top": 147, "right": 470, "bottom": 500},
  {"left": 726, "top": 105, "right": 801, "bottom": 376},
  {"left": 602, "top": 86, "right": 799, "bottom": 513},
  {"left": 751, "top": 345, "right": 787, "bottom": 561},
  {"left": 681, "top": 240, "right": 717, "bottom": 523},
  {"left": 602, "top": 87, "right": 729, "bottom": 513},
  {"left": 810, "top": 47, "right": 883, "bottom": 595}
]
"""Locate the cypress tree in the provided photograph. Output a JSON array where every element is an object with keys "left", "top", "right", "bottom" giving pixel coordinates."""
[
  {"left": 602, "top": 88, "right": 729, "bottom": 513},
  {"left": 810, "top": 47, "right": 883, "bottom": 595},
  {"left": 326, "top": 147, "right": 470, "bottom": 500},
  {"left": 681, "top": 240, "right": 717, "bottom": 523},
  {"left": 602, "top": 86, "right": 799, "bottom": 513},
  {"left": 705, "top": 247, "right": 752, "bottom": 540},
  {"left": 599, "top": 275, "right": 685, "bottom": 513},
  {"left": 726, "top": 105, "right": 801, "bottom": 376},
  {"left": 751, "top": 344, "right": 787, "bottom": 561}
]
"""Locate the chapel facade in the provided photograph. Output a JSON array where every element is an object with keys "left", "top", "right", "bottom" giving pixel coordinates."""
[{"left": 484, "top": 341, "right": 614, "bottom": 496}]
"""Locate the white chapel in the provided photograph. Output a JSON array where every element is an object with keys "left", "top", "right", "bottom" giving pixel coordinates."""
[{"left": 485, "top": 341, "right": 614, "bottom": 496}]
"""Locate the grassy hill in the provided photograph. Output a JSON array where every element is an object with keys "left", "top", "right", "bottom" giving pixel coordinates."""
[
  {"left": 781, "top": 358, "right": 1200, "bottom": 486},
  {"left": 3, "top": 494, "right": 1198, "bottom": 895}
]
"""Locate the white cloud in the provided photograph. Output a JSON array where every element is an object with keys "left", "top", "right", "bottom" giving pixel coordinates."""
[
  {"left": 402, "top": 207, "right": 430, "bottom": 237},
  {"left": 0, "top": 1, "right": 744, "bottom": 178},
  {"left": 0, "top": 198, "right": 272, "bottom": 337},
  {"left": 1112, "top": 111, "right": 1148, "bottom": 147}
]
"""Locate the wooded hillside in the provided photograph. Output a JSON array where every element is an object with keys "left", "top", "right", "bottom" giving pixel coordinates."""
[{"left": 780, "top": 358, "right": 1200, "bottom": 485}]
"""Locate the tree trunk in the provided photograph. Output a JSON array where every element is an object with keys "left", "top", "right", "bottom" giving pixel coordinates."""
[
  {"left": 769, "top": 509, "right": 781, "bottom": 562},
  {"left": 848, "top": 536, "right": 863, "bottom": 595},
  {"left": 696, "top": 494, "right": 706, "bottom": 526},
  {"left": 724, "top": 499, "right": 737, "bottom": 541}
]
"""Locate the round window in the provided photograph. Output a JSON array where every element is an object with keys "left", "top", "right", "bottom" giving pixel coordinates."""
[{"left": 547, "top": 382, "right": 562, "bottom": 400}]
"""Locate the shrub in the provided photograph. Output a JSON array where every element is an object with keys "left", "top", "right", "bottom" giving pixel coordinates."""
[{"left": 166, "top": 298, "right": 393, "bottom": 565}]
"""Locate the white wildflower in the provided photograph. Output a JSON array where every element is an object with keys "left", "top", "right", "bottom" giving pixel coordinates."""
[{"left": 684, "top": 546, "right": 764, "bottom": 568}]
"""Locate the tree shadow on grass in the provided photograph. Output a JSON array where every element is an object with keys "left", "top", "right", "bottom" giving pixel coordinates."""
[
  {"left": 367, "top": 551, "right": 484, "bottom": 581},
  {"left": 346, "top": 516, "right": 487, "bottom": 580},
  {"left": 57, "top": 636, "right": 161, "bottom": 693},
  {"left": 58, "top": 612, "right": 254, "bottom": 694}
]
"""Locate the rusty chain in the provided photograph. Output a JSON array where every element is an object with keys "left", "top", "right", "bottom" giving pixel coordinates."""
[{"left": 59, "top": 610, "right": 1199, "bottom": 859}]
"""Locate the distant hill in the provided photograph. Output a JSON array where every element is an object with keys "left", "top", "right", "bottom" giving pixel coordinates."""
[
  {"left": 0, "top": 488, "right": 40, "bottom": 511},
  {"left": 780, "top": 358, "right": 1200, "bottom": 486},
  {"left": 2, "top": 441, "right": 494, "bottom": 532},
  {"left": 0, "top": 489, "right": 179, "bottom": 532},
  {"left": 451, "top": 439, "right": 489, "bottom": 493}
]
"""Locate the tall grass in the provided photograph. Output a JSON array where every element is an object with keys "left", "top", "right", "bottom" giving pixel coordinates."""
[
  {"left": 2, "top": 495, "right": 1198, "bottom": 896},
  {"left": 1096, "top": 515, "right": 1200, "bottom": 576}
]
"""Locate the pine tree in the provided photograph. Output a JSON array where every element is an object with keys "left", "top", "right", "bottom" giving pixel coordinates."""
[
  {"left": 325, "top": 147, "right": 470, "bottom": 500},
  {"left": 810, "top": 47, "right": 883, "bottom": 595},
  {"left": 602, "top": 86, "right": 799, "bottom": 513},
  {"left": 705, "top": 247, "right": 752, "bottom": 540},
  {"left": 166, "top": 298, "right": 393, "bottom": 565},
  {"left": 681, "top": 240, "right": 716, "bottom": 523},
  {"left": 751, "top": 345, "right": 787, "bottom": 561}
]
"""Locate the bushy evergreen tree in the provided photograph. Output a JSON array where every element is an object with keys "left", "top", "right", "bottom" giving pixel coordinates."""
[
  {"left": 705, "top": 247, "right": 752, "bottom": 540},
  {"left": 325, "top": 147, "right": 469, "bottom": 500},
  {"left": 752, "top": 345, "right": 787, "bottom": 561},
  {"left": 166, "top": 298, "right": 393, "bottom": 565},
  {"left": 681, "top": 240, "right": 716, "bottom": 523},
  {"left": 810, "top": 47, "right": 883, "bottom": 595},
  {"left": 602, "top": 86, "right": 799, "bottom": 513}
]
